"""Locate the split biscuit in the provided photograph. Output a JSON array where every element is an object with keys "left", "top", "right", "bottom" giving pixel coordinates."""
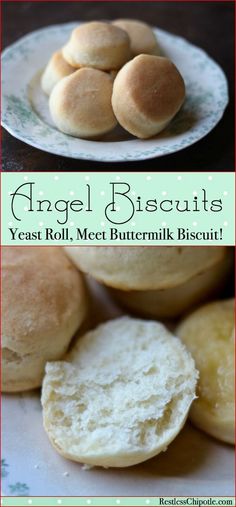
[{"left": 42, "top": 317, "right": 198, "bottom": 467}]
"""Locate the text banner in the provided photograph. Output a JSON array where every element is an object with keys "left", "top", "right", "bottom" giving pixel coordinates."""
[{"left": 1, "top": 172, "right": 235, "bottom": 245}]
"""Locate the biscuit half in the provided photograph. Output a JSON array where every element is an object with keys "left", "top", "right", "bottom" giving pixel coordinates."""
[{"left": 42, "top": 316, "right": 198, "bottom": 467}]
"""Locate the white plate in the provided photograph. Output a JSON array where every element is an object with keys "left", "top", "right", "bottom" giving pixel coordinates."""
[
  {"left": 2, "top": 22, "right": 228, "bottom": 162},
  {"left": 2, "top": 279, "right": 234, "bottom": 497}
]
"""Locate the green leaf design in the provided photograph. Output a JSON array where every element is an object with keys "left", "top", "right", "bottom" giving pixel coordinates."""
[
  {"left": 5, "top": 94, "right": 39, "bottom": 128},
  {"left": 8, "top": 482, "right": 30, "bottom": 496},
  {"left": 1, "top": 458, "right": 9, "bottom": 478}
]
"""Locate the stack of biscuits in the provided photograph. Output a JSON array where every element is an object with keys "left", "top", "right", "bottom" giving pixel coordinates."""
[
  {"left": 65, "top": 246, "right": 232, "bottom": 319},
  {"left": 41, "top": 20, "right": 186, "bottom": 140},
  {"left": 2, "top": 246, "right": 234, "bottom": 469}
]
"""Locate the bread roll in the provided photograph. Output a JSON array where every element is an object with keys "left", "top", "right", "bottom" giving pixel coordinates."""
[
  {"left": 112, "top": 19, "right": 160, "bottom": 56},
  {"left": 112, "top": 54, "right": 185, "bottom": 138},
  {"left": 49, "top": 68, "right": 117, "bottom": 138},
  {"left": 63, "top": 22, "right": 131, "bottom": 70},
  {"left": 177, "top": 299, "right": 234, "bottom": 444},
  {"left": 109, "top": 249, "right": 233, "bottom": 319},
  {"left": 41, "top": 50, "right": 75, "bottom": 95},
  {"left": 42, "top": 317, "right": 198, "bottom": 467},
  {"left": 2, "top": 247, "right": 88, "bottom": 392},
  {"left": 64, "top": 246, "right": 226, "bottom": 291}
]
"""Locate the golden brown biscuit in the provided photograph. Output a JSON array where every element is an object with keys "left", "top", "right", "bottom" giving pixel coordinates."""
[
  {"left": 2, "top": 247, "right": 88, "bottom": 392},
  {"left": 41, "top": 50, "right": 75, "bottom": 95},
  {"left": 64, "top": 246, "right": 226, "bottom": 291},
  {"left": 49, "top": 68, "right": 117, "bottom": 138},
  {"left": 112, "top": 19, "right": 160, "bottom": 56},
  {"left": 112, "top": 54, "right": 185, "bottom": 138},
  {"left": 109, "top": 249, "right": 233, "bottom": 319},
  {"left": 177, "top": 299, "right": 234, "bottom": 444},
  {"left": 63, "top": 22, "right": 131, "bottom": 70}
]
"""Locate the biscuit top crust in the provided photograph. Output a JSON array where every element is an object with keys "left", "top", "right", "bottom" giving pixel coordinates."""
[
  {"left": 69, "top": 22, "right": 130, "bottom": 50},
  {"left": 2, "top": 247, "right": 85, "bottom": 341},
  {"left": 123, "top": 55, "right": 185, "bottom": 121}
]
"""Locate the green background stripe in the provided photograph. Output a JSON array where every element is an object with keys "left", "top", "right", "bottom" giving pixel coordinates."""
[{"left": 1, "top": 497, "right": 234, "bottom": 506}]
